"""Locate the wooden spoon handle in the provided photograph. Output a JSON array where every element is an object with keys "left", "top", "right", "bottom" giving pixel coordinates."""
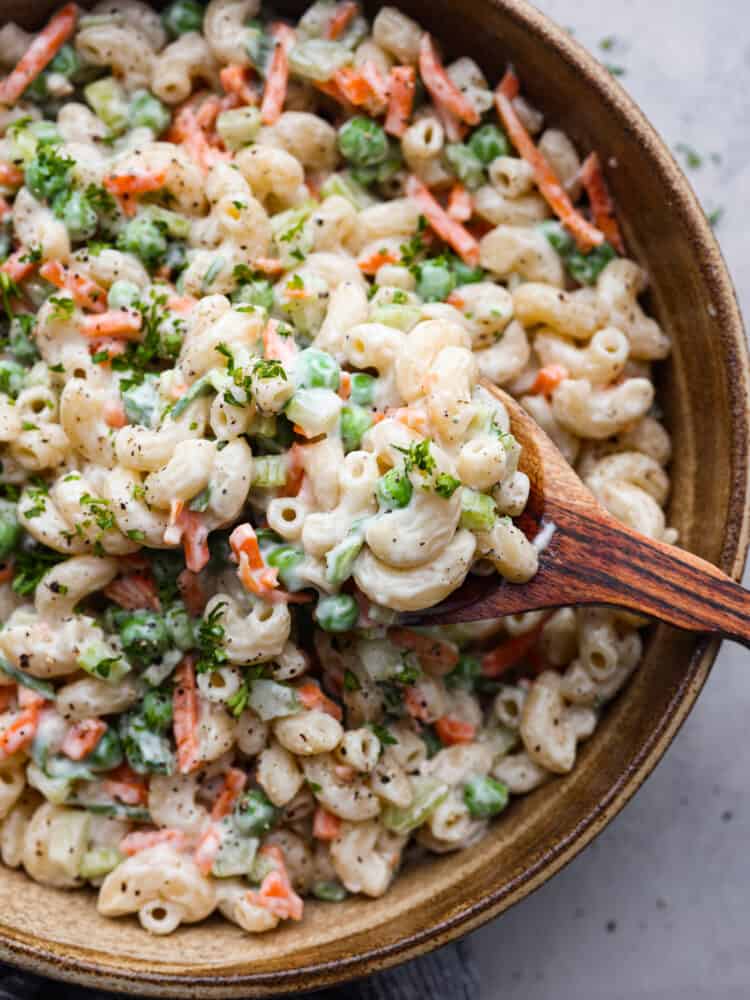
[{"left": 552, "top": 506, "right": 750, "bottom": 647}]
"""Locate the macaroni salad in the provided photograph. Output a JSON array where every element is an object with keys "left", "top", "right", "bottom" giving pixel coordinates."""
[{"left": 0, "top": 0, "right": 673, "bottom": 935}]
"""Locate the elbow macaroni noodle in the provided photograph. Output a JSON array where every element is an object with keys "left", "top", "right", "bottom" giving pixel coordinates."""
[{"left": 0, "top": 0, "right": 673, "bottom": 935}]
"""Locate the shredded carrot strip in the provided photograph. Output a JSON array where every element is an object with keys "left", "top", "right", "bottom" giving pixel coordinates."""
[
  {"left": 435, "top": 715, "right": 476, "bottom": 745},
  {"left": 194, "top": 824, "right": 222, "bottom": 876},
  {"left": 61, "top": 719, "right": 107, "bottom": 761},
  {"left": 220, "top": 64, "right": 258, "bottom": 106},
  {"left": 495, "top": 69, "right": 604, "bottom": 253},
  {"left": 418, "top": 33, "right": 479, "bottom": 126},
  {"left": 384, "top": 405, "right": 429, "bottom": 435},
  {"left": 90, "top": 339, "right": 127, "bottom": 364},
  {"left": 358, "top": 248, "right": 399, "bottom": 274},
  {"left": 230, "top": 522, "right": 281, "bottom": 598},
  {"left": 388, "top": 627, "right": 460, "bottom": 672},
  {"left": 447, "top": 182, "right": 473, "bottom": 222},
  {"left": 313, "top": 806, "right": 342, "bottom": 841},
  {"left": 580, "top": 151, "right": 625, "bottom": 254},
  {"left": 252, "top": 256, "right": 285, "bottom": 276},
  {"left": 338, "top": 371, "right": 351, "bottom": 400},
  {"left": 263, "top": 318, "right": 298, "bottom": 364},
  {"left": 120, "top": 829, "right": 187, "bottom": 856},
  {"left": 385, "top": 65, "right": 416, "bottom": 137},
  {"left": 103, "top": 399, "right": 128, "bottom": 429},
  {"left": 480, "top": 617, "right": 551, "bottom": 678},
  {"left": 182, "top": 511, "right": 210, "bottom": 573},
  {"left": 1, "top": 250, "right": 36, "bottom": 284},
  {"left": 104, "top": 572, "right": 162, "bottom": 612},
  {"left": 173, "top": 655, "right": 200, "bottom": 775},
  {"left": 211, "top": 767, "right": 247, "bottom": 821},
  {"left": 195, "top": 94, "right": 223, "bottom": 130},
  {"left": 333, "top": 61, "right": 389, "bottom": 115},
  {"left": 528, "top": 364, "right": 568, "bottom": 396},
  {"left": 39, "top": 260, "right": 107, "bottom": 312},
  {"left": 246, "top": 845, "right": 304, "bottom": 921},
  {"left": 103, "top": 169, "right": 167, "bottom": 197},
  {"left": 0, "top": 3, "right": 77, "bottom": 106},
  {"left": 80, "top": 309, "right": 143, "bottom": 340},
  {"left": 103, "top": 764, "right": 149, "bottom": 805},
  {"left": 297, "top": 680, "right": 343, "bottom": 722},
  {"left": 0, "top": 703, "right": 41, "bottom": 760},
  {"left": 261, "top": 23, "right": 296, "bottom": 125},
  {"left": 446, "top": 290, "right": 466, "bottom": 309},
  {"left": 406, "top": 175, "right": 480, "bottom": 265},
  {"left": 0, "top": 163, "right": 23, "bottom": 187},
  {"left": 326, "top": 0, "right": 358, "bottom": 39}
]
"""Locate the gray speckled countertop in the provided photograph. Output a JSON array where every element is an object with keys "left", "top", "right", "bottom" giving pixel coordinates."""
[{"left": 473, "top": 2, "right": 750, "bottom": 997}]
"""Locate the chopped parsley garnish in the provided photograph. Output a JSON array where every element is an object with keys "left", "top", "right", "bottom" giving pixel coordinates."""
[
  {"left": 253, "top": 358, "right": 286, "bottom": 380},
  {"left": 369, "top": 723, "right": 397, "bottom": 747},
  {"left": 48, "top": 296, "right": 75, "bottom": 320},
  {"left": 196, "top": 601, "right": 229, "bottom": 672},
  {"left": 12, "top": 543, "right": 64, "bottom": 596},
  {"left": 343, "top": 669, "right": 360, "bottom": 692},
  {"left": 395, "top": 439, "right": 436, "bottom": 476}
]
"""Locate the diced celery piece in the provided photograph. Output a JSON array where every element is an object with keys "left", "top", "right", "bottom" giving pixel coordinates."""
[
  {"left": 319, "top": 171, "right": 376, "bottom": 209},
  {"left": 142, "top": 205, "right": 191, "bottom": 239},
  {"left": 84, "top": 77, "right": 130, "bottom": 134},
  {"left": 77, "top": 638, "right": 130, "bottom": 683},
  {"left": 211, "top": 820, "right": 259, "bottom": 877},
  {"left": 369, "top": 302, "right": 422, "bottom": 331},
  {"left": 252, "top": 455, "right": 287, "bottom": 488},
  {"left": 47, "top": 808, "right": 91, "bottom": 879},
  {"left": 216, "top": 107, "right": 261, "bottom": 150},
  {"left": 0, "top": 657, "right": 55, "bottom": 699},
  {"left": 382, "top": 777, "right": 450, "bottom": 834},
  {"left": 325, "top": 519, "right": 367, "bottom": 585},
  {"left": 459, "top": 488, "right": 497, "bottom": 532},
  {"left": 80, "top": 846, "right": 123, "bottom": 879},
  {"left": 286, "top": 388, "right": 342, "bottom": 437},
  {"left": 288, "top": 39, "right": 352, "bottom": 82},
  {"left": 248, "top": 679, "right": 301, "bottom": 721}
]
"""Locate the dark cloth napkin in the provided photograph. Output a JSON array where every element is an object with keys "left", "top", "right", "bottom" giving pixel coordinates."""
[{"left": 0, "top": 938, "right": 478, "bottom": 999}]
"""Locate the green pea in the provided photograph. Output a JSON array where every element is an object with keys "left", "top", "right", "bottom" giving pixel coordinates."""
[
  {"left": 444, "top": 143, "right": 485, "bottom": 189},
  {"left": 295, "top": 348, "right": 340, "bottom": 391},
  {"left": 339, "top": 404, "right": 372, "bottom": 452},
  {"left": 142, "top": 688, "right": 173, "bottom": 730},
  {"left": 315, "top": 593, "right": 359, "bottom": 633},
  {"left": 232, "top": 278, "right": 274, "bottom": 311},
  {"left": 107, "top": 279, "right": 141, "bottom": 310},
  {"left": 468, "top": 124, "right": 510, "bottom": 164},
  {"left": 311, "top": 880, "right": 348, "bottom": 902},
  {"left": 417, "top": 258, "right": 456, "bottom": 302},
  {"left": 234, "top": 789, "right": 278, "bottom": 836},
  {"left": 84, "top": 727, "right": 123, "bottom": 771},
  {"left": 119, "top": 611, "right": 169, "bottom": 663},
  {"left": 445, "top": 654, "right": 481, "bottom": 691},
  {"left": 349, "top": 372, "right": 377, "bottom": 406},
  {"left": 0, "top": 360, "right": 26, "bottom": 398},
  {"left": 376, "top": 467, "right": 413, "bottom": 510},
  {"left": 266, "top": 544, "right": 305, "bottom": 590},
  {"left": 128, "top": 90, "right": 171, "bottom": 135},
  {"left": 48, "top": 44, "right": 80, "bottom": 79},
  {"left": 117, "top": 217, "right": 167, "bottom": 267},
  {"left": 452, "top": 260, "right": 485, "bottom": 285},
  {"left": 164, "top": 601, "right": 196, "bottom": 651},
  {"left": 0, "top": 500, "right": 20, "bottom": 559},
  {"left": 162, "top": 0, "right": 204, "bottom": 37},
  {"left": 463, "top": 774, "right": 509, "bottom": 818},
  {"left": 338, "top": 116, "right": 388, "bottom": 167},
  {"left": 57, "top": 190, "right": 98, "bottom": 242}
]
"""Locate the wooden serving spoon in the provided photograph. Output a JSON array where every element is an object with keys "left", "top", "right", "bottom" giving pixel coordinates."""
[{"left": 401, "top": 381, "right": 750, "bottom": 644}]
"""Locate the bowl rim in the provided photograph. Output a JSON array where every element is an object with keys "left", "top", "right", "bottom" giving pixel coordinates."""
[{"left": 1, "top": 0, "right": 749, "bottom": 994}]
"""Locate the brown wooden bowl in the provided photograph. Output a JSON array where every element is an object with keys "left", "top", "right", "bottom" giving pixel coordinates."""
[{"left": 0, "top": 0, "right": 747, "bottom": 994}]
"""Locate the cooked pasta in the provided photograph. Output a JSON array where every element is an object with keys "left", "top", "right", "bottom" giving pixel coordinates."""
[{"left": 0, "top": 0, "right": 672, "bottom": 935}]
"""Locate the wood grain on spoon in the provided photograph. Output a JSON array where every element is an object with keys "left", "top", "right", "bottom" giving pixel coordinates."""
[{"left": 402, "top": 380, "right": 750, "bottom": 644}]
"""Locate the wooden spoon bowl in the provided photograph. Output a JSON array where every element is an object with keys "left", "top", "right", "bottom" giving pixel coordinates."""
[
  {"left": 404, "top": 382, "right": 750, "bottom": 644},
  {"left": 0, "top": 0, "right": 746, "bottom": 996}
]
